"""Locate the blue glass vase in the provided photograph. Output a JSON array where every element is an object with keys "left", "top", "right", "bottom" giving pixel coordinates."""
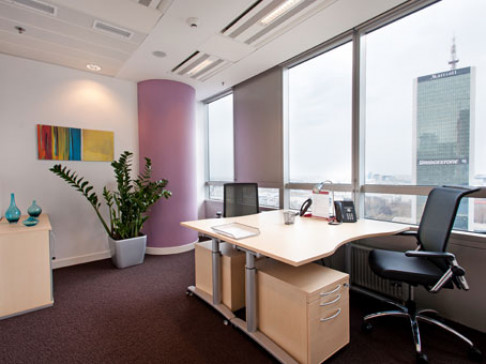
[
  {"left": 5, "top": 193, "right": 21, "bottom": 224},
  {"left": 28, "top": 200, "right": 42, "bottom": 217}
]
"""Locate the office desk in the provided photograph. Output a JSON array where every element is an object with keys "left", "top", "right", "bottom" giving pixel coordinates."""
[{"left": 181, "top": 210, "right": 408, "bottom": 363}]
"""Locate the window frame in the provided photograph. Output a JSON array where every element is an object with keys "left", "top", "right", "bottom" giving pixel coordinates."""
[
  {"left": 282, "top": 0, "right": 486, "bottom": 236},
  {"left": 202, "top": 0, "right": 486, "bottom": 238}
]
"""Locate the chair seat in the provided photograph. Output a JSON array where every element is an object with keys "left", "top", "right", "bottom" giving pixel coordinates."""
[{"left": 369, "top": 249, "right": 444, "bottom": 287}]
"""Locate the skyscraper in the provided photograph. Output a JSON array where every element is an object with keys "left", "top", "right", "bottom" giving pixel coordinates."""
[{"left": 413, "top": 40, "right": 474, "bottom": 229}]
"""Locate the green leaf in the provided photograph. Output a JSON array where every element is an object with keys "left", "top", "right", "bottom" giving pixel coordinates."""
[{"left": 48, "top": 150, "right": 171, "bottom": 239}]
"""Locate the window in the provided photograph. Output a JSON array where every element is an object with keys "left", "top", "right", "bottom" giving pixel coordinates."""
[
  {"left": 364, "top": 0, "right": 485, "bottom": 187},
  {"left": 287, "top": 42, "right": 353, "bottom": 184},
  {"left": 207, "top": 94, "right": 234, "bottom": 182},
  {"left": 365, "top": 193, "right": 416, "bottom": 224},
  {"left": 282, "top": 0, "right": 485, "bottom": 233},
  {"left": 289, "top": 189, "right": 352, "bottom": 211},
  {"left": 363, "top": 0, "right": 486, "bottom": 231},
  {"left": 259, "top": 187, "right": 280, "bottom": 209}
]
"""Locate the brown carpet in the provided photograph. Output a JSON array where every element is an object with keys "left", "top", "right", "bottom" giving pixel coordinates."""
[{"left": 0, "top": 252, "right": 484, "bottom": 363}]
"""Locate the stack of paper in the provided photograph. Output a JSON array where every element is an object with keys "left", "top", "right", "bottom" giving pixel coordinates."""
[{"left": 211, "top": 222, "right": 260, "bottom": 239}]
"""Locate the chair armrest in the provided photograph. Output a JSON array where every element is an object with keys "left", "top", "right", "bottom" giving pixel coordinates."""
[
  {"left": 405, "top": 250, "right": 456, "bottom": 261},
  {"left": 405, "top": 250, "right": 468, "bottom": 291}
]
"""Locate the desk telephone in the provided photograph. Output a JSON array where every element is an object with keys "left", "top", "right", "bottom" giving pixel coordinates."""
[
  {"left": 334, "top": 201, "right": 357, "bottom": 223},
  {"left": 299, "top": 198, "right": 312, "bottom": 216}
]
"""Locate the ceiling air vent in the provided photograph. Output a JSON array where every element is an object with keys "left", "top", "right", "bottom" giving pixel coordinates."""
[
  {"left": 172, "top": 51, "right": 231, "bottom": 82},
  {"left": 12, "top": 0, "right": 57, "bottom": 16},
  {"left": 93, "top": 20, "right": 133, "bottom": 39},
  {"left": 222, "top": 0, "right": 337, "bottom": 48},
  {"left": 130, "top": 0, "right": 174, "bottom": 10}
]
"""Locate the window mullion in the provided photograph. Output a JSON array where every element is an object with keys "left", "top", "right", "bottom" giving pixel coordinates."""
[{"left": 352, "top": 30, "right": 365, "bottom": 218}]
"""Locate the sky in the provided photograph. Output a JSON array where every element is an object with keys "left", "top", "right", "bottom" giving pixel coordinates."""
[
  {"left": 208, "top": 94, "right": 234, "bottom": 181},
  {"left": 288, "top": 0, "right": 486, "bottom": 183}
]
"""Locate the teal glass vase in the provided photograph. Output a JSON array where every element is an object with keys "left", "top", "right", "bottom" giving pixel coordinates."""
[
  {"left": 5, "top": 193, "right": 21, "bottom": 224},
  {"left": 28, "top": 200, "right": 42, "bottom": 217}
]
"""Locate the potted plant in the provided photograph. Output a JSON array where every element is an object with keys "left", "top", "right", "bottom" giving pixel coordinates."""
[{"left": 49, "top": 151, "right": 171, "bottom": 268}]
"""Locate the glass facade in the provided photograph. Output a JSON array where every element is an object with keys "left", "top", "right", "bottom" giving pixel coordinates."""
[
  {"left": 415, "top": 67, "right": 472, "bottom": 229},
  {"left": 361, "top": 0, "right": 485, "bottom": 231},
  {"left": 415, "top": 67, "right": 471, "bottom": 186},
  {"left": 204, "top": 0, "right": 486, "bottom": 234},
  {"left": 287, "top": 42, "right": 353, "bottom": 184}
]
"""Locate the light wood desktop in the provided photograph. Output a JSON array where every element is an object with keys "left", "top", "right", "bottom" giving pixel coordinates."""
[
  {"left": 0, "top": 214, "right": 53, "bottom": 319},
  {"left": 181, "top": 210, "right": 408, "bottom": 363}
]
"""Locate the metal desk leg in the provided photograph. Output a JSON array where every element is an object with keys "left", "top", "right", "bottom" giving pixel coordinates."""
[
  {"left": 187, "top": 239, "right": 235, "bottom": 321},
  {"left": 230, "top": 253, "right": 298, "bottom": 364},
  {"left": 345, "top": 243, "right": 352, "bottom": 275},
  {"left": 245, "top": 251, "right": 257, "bottom": 332},
  {"left": 212, "top": 238, "right": 222, "bottom": 305}
]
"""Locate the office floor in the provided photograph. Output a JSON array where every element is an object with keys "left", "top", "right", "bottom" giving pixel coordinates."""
[{"left": 0, "top": 252, "right": 484, "bottom": 364}]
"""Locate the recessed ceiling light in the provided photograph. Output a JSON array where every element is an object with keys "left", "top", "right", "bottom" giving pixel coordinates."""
[
  {"left": 86, "top": 63, "right": 101, "bottom": 72},
  {"left": 152, "top": 50, "right": 167, "bottom": 58}
]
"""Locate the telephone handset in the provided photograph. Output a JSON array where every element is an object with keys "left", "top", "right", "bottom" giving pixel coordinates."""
[
  {"left": 334, "top": 200, "right": 357, "bottom": 223},
  {"left": 299, "top": 198, "right": 312, "bottom": 216}
]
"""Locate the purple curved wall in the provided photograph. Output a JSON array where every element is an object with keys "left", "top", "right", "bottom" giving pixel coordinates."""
[{"left": 138, "top": 79, "right": 197, "bottom": 250}]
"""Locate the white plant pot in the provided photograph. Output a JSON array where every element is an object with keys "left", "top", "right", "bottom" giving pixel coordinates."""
[{"left": 108, "top": 235, "right": 147, "bottom": 269}]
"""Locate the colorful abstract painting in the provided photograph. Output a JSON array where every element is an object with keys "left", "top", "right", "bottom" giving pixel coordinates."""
[
  {"left": 37, "top": 125, "right": 81, "bottom": 160},
  {"left": 37, "top": 124, "right": 113, "bottom": 162}
]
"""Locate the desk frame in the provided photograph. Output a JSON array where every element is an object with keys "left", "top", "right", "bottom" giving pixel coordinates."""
[{"left": 183, "top": 210, "right": 408, "bottom": 363}]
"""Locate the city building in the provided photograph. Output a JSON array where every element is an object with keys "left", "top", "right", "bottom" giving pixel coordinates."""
[{"left": 413, "top": 41, "right": 474, "bottom": 228}]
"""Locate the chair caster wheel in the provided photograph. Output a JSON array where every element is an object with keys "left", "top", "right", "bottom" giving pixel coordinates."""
[
  {"left": 185, "top": 290, "right": 193, "bottom": 296},
  {"left": 468, "top": 346, "right": 483, "bottom": 362},
  {"left": 416, "top": 353, "right": 429, "bottom": 364},
  {"left": 361, "top": 321, "right": 373, "bottom": 333}
]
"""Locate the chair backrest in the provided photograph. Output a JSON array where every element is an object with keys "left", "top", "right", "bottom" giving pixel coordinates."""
[
  {"left": 223, "top": 183, "right": 259, "bottom": 218},
  {"left": 418, "top": 186, "right": 479, "bottom": 253}
]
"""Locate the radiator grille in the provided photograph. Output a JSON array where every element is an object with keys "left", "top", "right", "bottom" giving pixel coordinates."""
[{"left": 350, "top": 243, "right": 406, "bottom": 300}]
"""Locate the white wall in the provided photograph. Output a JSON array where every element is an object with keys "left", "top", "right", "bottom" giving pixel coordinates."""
[{"left": 0, "top": 54, "right": 138, "bottom": 268}]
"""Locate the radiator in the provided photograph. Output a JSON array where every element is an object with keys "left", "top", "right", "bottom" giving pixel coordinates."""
[{"left": 350, "top": 243, "right": 406, "bottom": 301}]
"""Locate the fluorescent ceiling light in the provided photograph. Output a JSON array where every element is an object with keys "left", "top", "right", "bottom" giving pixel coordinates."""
[
  {"left": 260, "top": 0, "right": 304, "bottom": 25},
  {"left": 187, "top": 59, "right": 213, "bottom": 75}
]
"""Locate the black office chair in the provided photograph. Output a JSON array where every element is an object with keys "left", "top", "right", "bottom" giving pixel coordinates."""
[
  {"left": 362, "top": 186, "right": 483, "bottom": 363},
  {"left": 222, "top": 182, "right": 259, "bottom": 217}
]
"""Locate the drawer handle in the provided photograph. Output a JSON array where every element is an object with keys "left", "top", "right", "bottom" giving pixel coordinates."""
[
  {"left": 320, "top": 294, "right": 341, "bottom": 306},
  {"left": 320, "top": 285, "right": 341, "bottom": 296},
  {"left": 320, "top": 308, "right": 341, "bottom": 322}
]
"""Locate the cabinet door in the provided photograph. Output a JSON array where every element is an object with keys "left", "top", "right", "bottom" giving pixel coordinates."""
[
  {"left": 308, "top": 279, "right": 349, "bottom": 364},
  {"left": 0, "top": 230, "right": 52, "bottom": 317}
]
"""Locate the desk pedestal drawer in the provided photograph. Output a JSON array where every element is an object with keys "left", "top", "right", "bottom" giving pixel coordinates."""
[
  {"left": 195, "top": 241, "right": 245, "bottom": 311},
  {"left": 257, "top": 259, "right": 349, "bottom": 364}
]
